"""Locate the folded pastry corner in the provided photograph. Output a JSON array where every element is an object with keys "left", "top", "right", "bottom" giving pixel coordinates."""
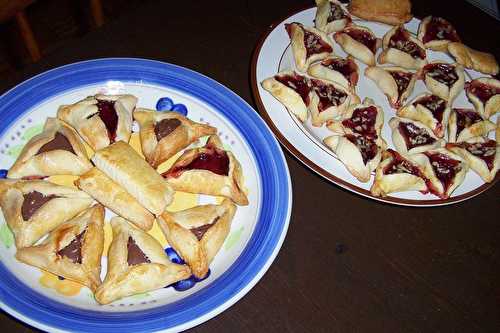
[
  {"left": 417, "top": 16, "right": 461, "bottom": 52},
  {"left": 420, "top": 62, "right": 464, "bottom": 104},
  {"left": 0, "top": 179, "right": 93, "bottom": 248},
  {"left": 157, "top": 199, "right": 237, "bottom": 279},
  {"left": 308, "top": 56, "right": 359, "bottom": 93},
  {"left": 91, "top": 141, "right": 174, "bottom": 215},
  {"left": 465, "top": 78, "right": 500, "bottom": 119},
  {"left": 378, "top": 25, "right": 427, "bottom": 70},
  {"left": 94, "top": 216, "right": 191, "bottom": 305},
  {"left": 314, "top": 0, "right": 351, "bottom": 34},
  {"left": 448, "top": 42, "right": 499, "bottom": 76},
  {"left": 75, "top": 167, "right": 155, "bottom": 231},
  {"left": 447, "top": 108, "right": 496, "bottom": 143},
  {"left": 57, "top": 94, "right": 137, "bottom": 151},
  {"left": 162, "top": 135, "right": 248, "bottom": 205},
  {"left": 15, "top": 204, "right": 105, "bottom": 292},
  {"left": 7, "top": 117, "right": 93, "bottom": 179},
  {"left": 334, "top": 25, "right": 379, "bottom": 66},
  {"left": 389, "top": 117, "right": 444, "bottom": 155},
  {"left": 365, "top": 66, "right": 416, "bottom": 109},
  {"left": 134, "top": 108, "right": 217, "bottom": 168}
]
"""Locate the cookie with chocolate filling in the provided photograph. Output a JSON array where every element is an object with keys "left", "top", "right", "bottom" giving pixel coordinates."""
[
  {"left": 162, "top": 135, "right": 248, "bottom": 205},
  {"left": 57, "top": 94, "right": 137, "bottom": 151},
  {"left": 16, "top": 204, "right": 104, "bottom": 292},
  {"left": 0, "top": 180, "right": 93, "bottom": 248},
  {"left": 94, "top": 217, "right": 191, "bottom": 304},
  {"left": 157, "top": 199, "right": 236, "bottom": 279},
  {"left": 134, "top": 108, "right": 217, "bottom": 168},
  {"left": 7, "top": 118, "right": 92, "bottom": 179}
]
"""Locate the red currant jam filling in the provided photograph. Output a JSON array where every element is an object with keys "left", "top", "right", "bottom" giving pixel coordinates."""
[
  {"left": 398, "top": 122, "right": 436, "bottom": 150},
  {"left": 454, "top": 108, "right": 483, "bottom": 138},
  {"left": 422, "top": 17, "right": 460, "bottom": 44},
  {"left": 165, "top": 146, "right": 230, "bottom": 178},
  {"left": 462, "top": 140, "right": 497, "bottom": 171},
  {"left": 424, "top": 152, "right": 461, "bottom": 194},
  {"left": 414, "top": 95, "right": 446, "bottom": 123},
  {"left": 342, "top": 106, "right": 378, "bottom": 138},
  {"left": 389, "top": 27, "right": 425, "bottom": 59},
  {"left": 37, "top": 132, "right": 75, "bottom": 155},
  {"left": 321, "top": 58, "right": 358, "bottom": 86},
  {"left": 57, "top": 231, "right": 86, "bottom": 264},
  {"left": 389, "top": 71, "right": 412, "bottom": 98},
  {"left": 345, "top": 134, "right": 378, "bottom": 165},
  {"left": 154, "top": 118, "right": 182, "bottom": 142},
  {"left": 383, "top": 149, "right": 424, "bottom": 178},
  {"left": 344, "top": 28, "right": 377, "bottom": 54},
  {"left": 327, "top": 2, "right": 348, "bottom": 22},
  {"left": 286, "top": 23, "right": 332, "bottom": 58},
  {"left": 275, "top": 73, "right": 311, "bottom": 105},
  {"left": 465, "top": 81, "right": 500, "bottom": 104},
  {"left": 423, "top": 63, "right": 458, "bottom": 86},
  {"left": 127, "top": 236, "right": 150, "bottom": 266},
  {"left": 87, "top": 100, "right": 118, "bottom": 142},
  {"left": 21, "top": 191, "right": 59, "bottom": 221},
  {"left": 310, "top": 79, "right": 347, "bottom": 112}
]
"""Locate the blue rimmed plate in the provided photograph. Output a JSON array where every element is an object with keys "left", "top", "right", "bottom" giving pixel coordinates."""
[{"left": 0, "top": 58, "right": 292, "bottom": 332}]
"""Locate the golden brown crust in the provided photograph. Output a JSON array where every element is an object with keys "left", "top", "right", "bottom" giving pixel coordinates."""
[
  {"left": 348, "top": 0, "right": 412, "bottom": 25},
  {"left": 7, "top": 118, "right": 92, "bottom": 179},
  {"left": 448, "top": 42, "right": 499, "bottom": 75},
  {"left": 157, "top": 199, "right": 236, "bottom": 279},
  {"left": 15, "top": 204, "right": 105, "bottom": 292},
  {"left": 94, "top": 217, "right": 191, "bottom": 304},
  {"left": 0, "top": 180, "right": 93, "bottom": 248},
  {"left": 75, "top": 167, "right": 155, "bottom": 231},
  {"left": 163, "top": 135, "right": 249, "bottom": 205},
  {"left": 133, "top": 108, "right": 217, "bottom": 168},
  {"left": 91, "top": 141, "right": 174, "bottom": 215}
]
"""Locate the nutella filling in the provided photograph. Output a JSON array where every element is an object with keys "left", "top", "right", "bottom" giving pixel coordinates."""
[
  {"left": 154, "top": 118, "right": 182, "bottom": 142},
  {"left": 21, "top": 191, "right": 58, "bottom": 221},
  {"left": 37, "top": 132, "right": 75, "bottom": 155},
  {"left": 57, "top": 231, "right": 86, "bottom": 264},
  {"left": 190, "top": 217, "right": 219, "bottom": 241},
  {"left": 127, "top": 236, "right": 150, "bottom": 266}
]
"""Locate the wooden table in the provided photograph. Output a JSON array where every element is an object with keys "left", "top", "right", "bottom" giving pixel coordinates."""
[{"left": 1, "top": 1, "right": 499, "bottom": 332}]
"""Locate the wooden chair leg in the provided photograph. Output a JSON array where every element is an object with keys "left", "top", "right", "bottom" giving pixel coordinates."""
[
  {"left": 15, "top": 10, "right": 41, "bottom": 62},
  {"left": 90, "top": 0, "right": 104, "bottom": 27}
]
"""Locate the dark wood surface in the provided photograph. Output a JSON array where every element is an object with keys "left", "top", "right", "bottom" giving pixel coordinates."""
[{"left": 1, "top": 1, "right": 499, "bottom": 332}]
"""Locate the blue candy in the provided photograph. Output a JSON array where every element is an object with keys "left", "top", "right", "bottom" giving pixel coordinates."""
[
  {"left": 0, "top": 169, "right": 7, "bottom": 178},
  {"left": 171, "top": 103, "right": 188, "bottom": 116},
  {"left": 156, "top": 97, "right": 174, "bottom": 111},
  {"left": 164, "top": 247, "right": 211, "bottom": 291},
  {"left": 165, "top": 247, "right": 185, "bottom": 265},
  {"left": 172, "top": 278, "right": 196, "bottom": 291}
]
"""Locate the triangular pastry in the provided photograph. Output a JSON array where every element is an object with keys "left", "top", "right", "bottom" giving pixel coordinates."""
[
  {"left": 7, "top": 118, "right": 92, "bottom": 179},
  {"left": 133, "top": 108, "right": 217, "bottom": 168},
  {"left": 261, "top": 70, "right": 312, "bottom": 123},
  {"left": 370, "top": 149, "right": 428, "bottom": 197},
  {"left": 285, "top": 22, "right": 334, "bottom": 72},
  {"left": 446, "top": 123, "right": 500, "bottom": 182},
  {"left": 420, "top": 62, "right": 464, "bottom": 104},
  {"left": 94, "top": 217, "right": 191, "bottom": 304},
  {"left": 308, "top": 56, "right": 359, "bottom": 93},
  {"left": 15, "top": 204, "right": 105, "bottom": 292},
  {"left": 157, "top": 199, "right": 236, "bottom": 279},
  {"left": 314, "top": 0, "right": 351, "bottom": 34},
  {"left": 447, "top": 108, "right": 496, "bottom": 143},
  {"left": 389, "top": 117, "right": 444, "bottom": 154},
  {"left": 309, "top": 77, "right": 353, "bottom": 127},
  {"left": 447, "top": 42, "right": 499, "bottom": 76},
  {"left": 378, "top": 25, "right": 427, "bottom": 70},
  {"left": 162, "top": 135, "right": 248, "bottom": 205},
  {"left": 0, "top": 180, "right": 93, "bottom": 248},
  {"left": 417, "top": 16, "right": 461, "bottom": 52},
  {"left": 334, "top": 25, "right": 379, "bottom": 66},
  {"left": 57, "top": 94, "right": 137, "bottom": 151},
  {"left": 418, "top": 148, "right": 468, "bottom": 199},
  {"left": 75, "top": 167, "right": 155, "bottom": 231},
  {"left": 365, "top": 66, "right": 416, "bottom": 109},
  {"left": 92, "top": 141, "right": 174, "bottom": 215},
  {"left": 397, "top": 94, "right": 451, "bottom": 138},
  {"left": 465, "top": 78, "right": 500, "bottom": 119}
]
